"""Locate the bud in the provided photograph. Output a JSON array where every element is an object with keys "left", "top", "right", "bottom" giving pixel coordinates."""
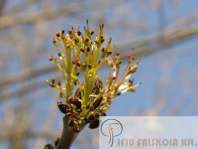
[
  {"left": 57, "top": 101, "right": 69, "bottom": 114},
  {"left": 56, "top": 33, "right": 60, "bottom": 37},
  {"left": 48, "top": 21, "right": 139, "bottom": 133},
  {"left": 89, "top": 119, "right": 99, "bottom": 129},
  {"left": 92, "top": 78, "right": 103, "bottom": 94},
  {"left": 75, "top": 88, "right": 82, "bottom": 99},
  {"left": 68, "top": 96, "right": 81, "bottom": 110},
  {"left": 47, "top": 79, "right": 56, "bottom": 88},
  {"left": 77, "top": 31, "right": 81, "bottom": 36},
  {"left": 93, "top": 97, "right": 102, "bottom": 108}
]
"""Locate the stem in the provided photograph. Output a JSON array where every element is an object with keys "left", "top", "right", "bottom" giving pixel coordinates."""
[
  {"left": 84, "top": 67, "right": 89, "bottom": 105},
  {"left": 56, "top": 116, "right": 80, "bottom": 149},
  {"left": 65, "top": 46, "right": 72, "bottom": 99}
]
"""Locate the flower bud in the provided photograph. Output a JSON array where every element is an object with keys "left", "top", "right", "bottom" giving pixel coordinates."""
[
  {"left": 57, "top": 101, "right": 69, "bottom": 114},
  {"left": 93, "top": 97, "right": 102, "bottom": 108},
  {"left": 89, "top": 119, "right": 99, "bottom": 129},
  {"left": 68, "top": 96, "right": 82, "bottom": 110}
]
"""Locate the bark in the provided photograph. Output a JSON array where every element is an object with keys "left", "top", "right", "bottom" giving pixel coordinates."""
[{"left": 56, "top": 116, "right": 84, "bottom": 149}]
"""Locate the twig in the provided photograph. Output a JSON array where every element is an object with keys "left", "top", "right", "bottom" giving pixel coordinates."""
[
  {"left": 0, "top": 5, "right": 81, "bottom": 30},
  {"left": 56, "top": 116, "right": 83, "bottom": 149}
]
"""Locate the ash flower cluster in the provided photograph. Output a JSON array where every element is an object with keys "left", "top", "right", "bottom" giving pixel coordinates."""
[{"left": 47, "top": 21, "right": 138, "bottom": 132}]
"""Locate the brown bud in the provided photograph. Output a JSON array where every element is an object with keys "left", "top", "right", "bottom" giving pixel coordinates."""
[
  {"left": 128, "top": 65, "right": 138, "bottom": 74},
  {"left": 68, "top": 96, "right": 81, "bottom": 109},
  {"left": 88, "top": 64, "right": 92, "bottom": 69},
  {"left": 74, "top": 39, "right": 79, "bottom": 43},
  {"left": 129, "top": 79, "right": 134, "bottom": 84},
  {"left": 116, "top": 92, "right": 121, "bottom": 96},
  {"left": 57, "top": 81, "right": 61, "bottom": 86},
  {"left": 86, "top": 47, "right": 90, "bottom": 52},
  {"left": 100, "top": 112, "right": 106, "bottom": 116},
  {"left": 92, "top": 78, "right": 103, "bottom": 94},
  {"left": 80, "top": 48, "right": 85, "bottom": 53},
  {"left": 95, "top": 41, "right": 99, "bottom": 45},
  {"left": 116, "top": 53, "right": 120, "bottom": 56},
  {"left": 73, "top": 60, "right": 81, "bottom": 67},
  {"left": 77, "top": 31, "right": 81, "bottom": 36},
  {"left": 73, "top": 80, "right": 77, "bottom": 85},
  {"left": 68, "top": 30, "right": 72, "bottom": 34},
  {"left": 89, "top": 119, "right": 99, "bottom": 129},
  {"left": 93, "top": 97, "right": 102, "bottom": 108},
  {"left": 56, "top": 33, "right": 60, "bottom": 37},
  {"left": 51, "top": 79, "right": 55, "bottom": 84},
  {"left": 48, "top": 79, "right": 56, "bottom": 87},
  {"left": 85, "top": 38, "right": 89, "bottom": 43},
  {"left": 107, "top": 51, "right": 112, "bottom": 55},
  {"left": 57, "top": 101, "right": 69, "bottom": 114},
  {"left": 48, "top": 56, "right": 53, "bottom": 61},
  {"left": 86, "top": 105, "right": 90, "bottom": 110},
  {"left": 75, "top": 88, "right": 82, "bottom": 99},
  {"left": 91, "top": 31, "right": 94, "bottom": 35},
  {"left": 87, "top": 114, "right": 95, "bottom": 122},
  {"left": 101, "top": 36, "right": 104, "bottom": 43},
  {"left": 112, "top": 76, "right": 116, "bottom": 80}
]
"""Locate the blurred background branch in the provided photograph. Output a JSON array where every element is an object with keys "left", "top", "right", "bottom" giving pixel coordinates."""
[
  {"left": 0, "top": 0, "right": 6, "bottom": 16},
  {"left": 0, "top": 4, "right": 81, "bottom": 30}
]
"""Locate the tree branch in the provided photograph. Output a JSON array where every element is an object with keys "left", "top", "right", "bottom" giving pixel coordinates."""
[
  {"left": 0, "top": 5, "right": 81, "bottom": 30},
  {"left": 120, "top": 26, "right": 198, "bottom": 58},
  {"left": 0, "top": 130, "right": 57, "bottom": 141},
  {"left": 56, "top": 116, "right": 83, "bottom": 149},
  {"left": 0, "top": 65, "right": 55, "bottom": 89},
  {"left": 0, "top": 0, "right": 6, "bottom": 16}
]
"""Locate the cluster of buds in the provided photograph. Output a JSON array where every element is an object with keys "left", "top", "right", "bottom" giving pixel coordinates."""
[{"left": 47, "top": 21, "right": 139, "bottom": 132}]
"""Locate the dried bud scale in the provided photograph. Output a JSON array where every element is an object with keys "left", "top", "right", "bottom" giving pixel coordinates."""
[{"left": 47, "top": 21, "right": 139, "bottom": 132}]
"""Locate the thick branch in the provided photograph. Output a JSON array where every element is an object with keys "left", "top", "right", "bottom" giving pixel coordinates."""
[{"left": 56, "top": 116, "right": 84, "bottom": 149}]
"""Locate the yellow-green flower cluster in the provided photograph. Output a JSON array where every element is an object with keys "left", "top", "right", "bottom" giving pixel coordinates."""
[{"left": 47, "top": 21, "right": 138, "bottom": 132}]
